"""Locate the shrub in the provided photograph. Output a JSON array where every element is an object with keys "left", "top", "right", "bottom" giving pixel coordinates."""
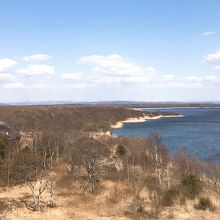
[
  {"left": 181, "top": 174, "right": 202, "bottom": 200},
  {"left": 124, "top": 196, "right": 147, "bottom": 218},
  {"left": 115, "top": 145, "right": 127, "bottom": 157},
  {"left": 194, "top": 197, "right": 215, "bottom": 211},
  {"left": 0, "top": 136, "right": 9, "bottom": 160},
  {"left": 10, "top": 151, "right": 44, "bottom": 184},
  {"left": 0, "top": 199, "right": 10, "bottom": 215},
  {"left": 163, "top": 187, "right": 181, "bottom": 206},
  {"left": 163, "top": 174, "right": 203, "bottom": 207}
]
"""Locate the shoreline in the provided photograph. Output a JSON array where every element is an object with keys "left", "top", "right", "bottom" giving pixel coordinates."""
[
  {"left": 132, "top": 107, "right": 220, "bottom": 110},
  {"left": 111, "top": 114, "right": 183, "bottom": 129}
]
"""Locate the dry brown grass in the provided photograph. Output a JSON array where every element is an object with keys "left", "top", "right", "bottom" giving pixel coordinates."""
[{"left": 1, "top": 179, "right": 220, "bottom": 219}]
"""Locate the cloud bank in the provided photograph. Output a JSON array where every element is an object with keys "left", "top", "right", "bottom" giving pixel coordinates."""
[{"left": 1, "top": 53, "right": 220, "bottom": 102}]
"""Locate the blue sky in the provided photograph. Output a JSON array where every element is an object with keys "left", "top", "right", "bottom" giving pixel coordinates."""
[{"left": 0, "top": 0, "right": 220, "bottom": 102}]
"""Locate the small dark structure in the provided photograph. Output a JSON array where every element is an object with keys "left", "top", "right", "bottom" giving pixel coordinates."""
[
  {"left": 0, "top": 121, "right": 11, "bottom": 135},
  {"left": 0, "top": 121, "right": 20, "bottom": 140}
]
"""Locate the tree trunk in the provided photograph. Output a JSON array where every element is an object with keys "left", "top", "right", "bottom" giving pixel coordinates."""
[
  {"left": 155, "top": 145, "right": 161, "bottom": 186},
  {"left": 50, "top": 152, "right": 54, "bottom": 169},
  {"left": 7, "top": 150, "right": 10, "bottom": 186}
]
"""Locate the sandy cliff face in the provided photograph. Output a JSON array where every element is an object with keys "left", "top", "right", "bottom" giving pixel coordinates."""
[
  {"left": 19, "top": 131, "right": 43, "bottom": 150},
  {"left": 111, "top": 114, "right": 183, "bottom": 129},
  {"left": 19, "top": 132, "right": 34, "bottom": 150}
]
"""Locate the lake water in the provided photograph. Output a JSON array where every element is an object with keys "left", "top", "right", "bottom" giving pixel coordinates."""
[{"left": 112, "top": 108, "right": 220, "bottom": 162}]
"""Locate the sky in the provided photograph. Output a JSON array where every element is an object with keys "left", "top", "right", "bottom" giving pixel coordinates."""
[{"left": 0, "top": 0, "right": 220, "bottom": 102}]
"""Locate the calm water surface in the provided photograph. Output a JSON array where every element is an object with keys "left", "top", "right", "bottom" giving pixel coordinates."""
[{"left": 112, "top": 108, "right": 220, "bottom": 162}]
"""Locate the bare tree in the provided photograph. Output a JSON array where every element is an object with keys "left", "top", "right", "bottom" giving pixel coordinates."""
[
  {"left": 10, "top": 151, "right": 56, "bottom": 211},
  {"left": 148, "top": 133, "right": 168, "bottom": 187},
  {"left": 68, "top": 138, "right": 109, "bottom": 193}
]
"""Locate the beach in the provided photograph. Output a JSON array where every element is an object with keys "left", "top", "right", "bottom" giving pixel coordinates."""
[{"left": 111, "top": 114, "right": 183, "bottom": 129}]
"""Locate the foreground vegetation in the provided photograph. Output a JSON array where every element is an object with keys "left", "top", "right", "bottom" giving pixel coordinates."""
[{"left": 0, "top": 105, "right": 220, "bottom": 219}]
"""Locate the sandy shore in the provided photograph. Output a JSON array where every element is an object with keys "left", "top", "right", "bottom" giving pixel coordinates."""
[{"left": 111, "top": 114, "right": 183, "bottom": 129}]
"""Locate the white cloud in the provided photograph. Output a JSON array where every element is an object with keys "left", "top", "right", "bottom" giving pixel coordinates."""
[
  {"left": 204, "top": 50, "right": 220, "bottom": 63},
  {"left": 77, "top": 54, "right": 220, "bottom": 88},
  {"left": 202, "top": 31, "right": 216, "bottom": 36},
  {"left": 0, "top": 58, "right": 17, "bottom": 72},
  {"left": 80, "top": 54, "right": 156, "bottom": 77},
  {"left": 3, "top": 82, "right": 25, "bottom": 89},
  {"left": 28, "top": 83, "right": 51, "bottom": 90},
  {"left": 157, "top": 75, "right": 220, "bottom": 88},
  {"left": 161, "top": 74, "right": 175, "bottom": 81},
  {"left": 0, "top": 73, "right": 15, "bottom": 81},
  {"left": 17, "top": 64, "right": 54, "bottom": 76},
  {"left": 61, "top": 83, "right": 88, "bottom": 89},
  {"left": 3, "top": 82, "right": 51, "bottom": 90},
  {"left": 213, "top": 65, "right": 220, "bottom": 71},
  {"left": 61, "top": 72, "right": 85, "bottom": 80},
  {"left": 21, "top": 54, "right": 51, "bottom": 62}
]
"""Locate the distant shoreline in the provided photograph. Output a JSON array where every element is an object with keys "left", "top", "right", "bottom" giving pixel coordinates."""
[
  {"left": 1, "top": 102, "right": 220, "bottom": 108},
  {"left": 111, "top": 114, "right": 183, "bottom": 129},
  {"left": 135, "top": 107, "right": 220, "bottom": 110}
]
